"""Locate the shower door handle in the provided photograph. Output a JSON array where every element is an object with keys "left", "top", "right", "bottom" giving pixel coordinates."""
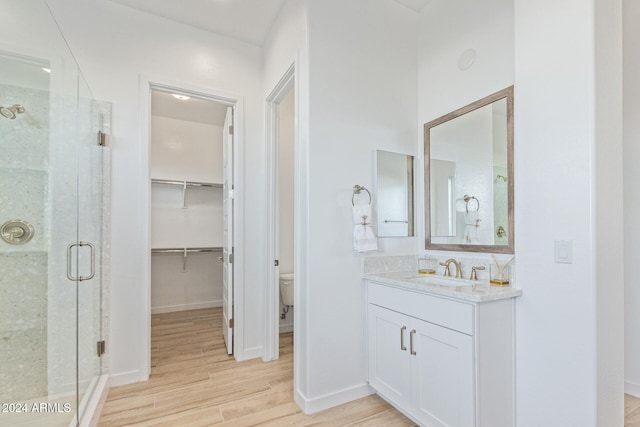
[
  {"left": 80, "top": 242, "right": 96, "bottom": 281},
  {"left": 67, "top": 241, "right": 96, "bottom": 281}
]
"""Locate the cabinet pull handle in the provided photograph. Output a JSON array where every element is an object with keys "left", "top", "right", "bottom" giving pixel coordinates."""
[
  {"left": 410, "top": 329, "right": 417, "bottom": 355},
  {"left": 400, "top": 326, "right": 407, "bottom": 351}
]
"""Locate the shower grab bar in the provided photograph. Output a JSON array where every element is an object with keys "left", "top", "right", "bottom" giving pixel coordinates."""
[{"left": 67, "top": 241, "right": 96, "bottom": 282}]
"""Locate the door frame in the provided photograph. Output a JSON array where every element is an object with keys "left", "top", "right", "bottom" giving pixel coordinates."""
[
  {"left": 264, "top": 64, "right": 296, "bottom": 361},
  {"left": 139, "top": 75, "right": 245, "bottom": 378}
]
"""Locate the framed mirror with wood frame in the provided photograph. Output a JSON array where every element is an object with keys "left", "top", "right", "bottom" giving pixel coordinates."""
[{"left": 424, "top": 86, "right": 514, "bottom": 253}]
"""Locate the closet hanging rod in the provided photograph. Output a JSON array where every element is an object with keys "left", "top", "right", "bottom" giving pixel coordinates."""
[
  {"left": 151, "top": 247, "right": 223, "bottom": 254},
  {"left": 151, "top": 178, "right": 223, "bottom": 188}
]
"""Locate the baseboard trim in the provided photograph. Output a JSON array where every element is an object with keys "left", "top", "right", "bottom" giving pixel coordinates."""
[
  {"left": 626, "top": 380, "right": 640, "bottom": 398},
  {"left": 236, "top": 346, "right": 263, "bottom": 361},
  {"left": 109, "top": 370, "right": 145, "bottom": 387},
  {"left": 294, "top": 383, "right": 375, "bottom": 414},
  {"left": 279, "top": 323, "right": 294, "bottom": 334},
  {"left": 151, "top": 300, "right": 222, "bottom": 314}
]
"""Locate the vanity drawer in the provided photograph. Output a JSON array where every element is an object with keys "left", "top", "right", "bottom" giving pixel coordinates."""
[{"left": 368, "top": 281, "right": 474, "bottom": 335}]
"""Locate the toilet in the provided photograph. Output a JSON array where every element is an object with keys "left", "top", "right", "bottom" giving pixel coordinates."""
[{"left": 279, "top": 273, "right": 294, "bottom": 307}]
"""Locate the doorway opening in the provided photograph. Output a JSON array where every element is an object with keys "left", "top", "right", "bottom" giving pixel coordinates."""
[
  {"left": 142, "top": 80, "right": 243, "bottom": 378},
  {"left": 266, "top": 65, "right": 296, "bottom": 361}
]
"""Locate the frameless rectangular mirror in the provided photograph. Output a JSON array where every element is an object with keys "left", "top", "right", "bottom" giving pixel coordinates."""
[
  {"left": 375, "top": 150, "right": 414, "bottom": 237},
  {"left": 424, "top": 86, "right": 514, "bottom": 253}
]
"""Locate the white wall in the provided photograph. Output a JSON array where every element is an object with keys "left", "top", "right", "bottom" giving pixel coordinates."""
[
  {"left": 151, "top": 252, "right": 223, "bottom": 314},
  {"left": 263, "top": 0, "right": 308, "bottom": 96},
  {"left": 150, "top": 116, "right": 223, "bottom": 184},
  {"left": 300, "top": 0, "right": 418, "bottom": 411},
  {"left": 624, "top": 0, "right": 640, "bottom": 399},
  {"left": 150, "top": 116, "right": 224, "bottom": 249},
  {"left": 418, "top": 0, "right": 514, "bottom": 121},
  {"left": 47, "top": 0, "right": 266, "bottom": 384},
  {"left": 514, "top": 0, "right": 623, "bottom": 425}
]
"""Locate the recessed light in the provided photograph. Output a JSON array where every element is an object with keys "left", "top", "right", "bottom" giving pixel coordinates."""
[
  {"left": 42, "top": 68, "right": 51, "bottom": 73},
  {"left": 172, "top": 94, "right": 190, "bottom": 101}
]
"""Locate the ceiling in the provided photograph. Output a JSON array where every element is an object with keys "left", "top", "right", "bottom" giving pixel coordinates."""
[
  {"left": 393, "top": 0, "right": 431, "bottom": 12},
  {"left": 108, "top": 0, "right": 431, "bottom": 47},
  {"left": 151, "top": 90, "right": 228, "bottom": 126},
  {"left": 109, "top": 0, "right": 288, "bottom": 46}
]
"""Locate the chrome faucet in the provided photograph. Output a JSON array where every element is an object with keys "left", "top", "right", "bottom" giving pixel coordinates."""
[{"left": 439, "top": 259, "right": 463, "bottom": 278}]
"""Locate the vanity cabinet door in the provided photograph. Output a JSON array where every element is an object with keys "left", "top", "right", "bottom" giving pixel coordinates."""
[
  {"left": 368, "top": 304, "right": 413, "bottom": 412},
  {"left": 411, "top": 318, "right": 474, "bottom": 427}
]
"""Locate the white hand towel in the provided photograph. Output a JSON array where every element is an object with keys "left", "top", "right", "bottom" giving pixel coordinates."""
[
  {"left": 463, "top": 211, "right": 480, "bottom": 243},
  {"left": 352, "top": 205, "right": 371, "bottom": 223},
  {"left": 465, "top": 211, "right": 479, "bottom": 225},
  {"left": 352, "top": 205, "right": 378, "bottom": 253}
]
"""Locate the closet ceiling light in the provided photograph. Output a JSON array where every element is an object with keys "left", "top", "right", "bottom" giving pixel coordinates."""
[{"left": 171, "top": 94, "right": 190, "bottom": 101}]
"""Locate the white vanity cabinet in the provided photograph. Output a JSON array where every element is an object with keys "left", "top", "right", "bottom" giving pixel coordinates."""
[{"left": 367, "top": 280, "right": 515, "bottom": 427}]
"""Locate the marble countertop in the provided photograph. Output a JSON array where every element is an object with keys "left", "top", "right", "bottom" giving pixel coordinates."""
[{"left": 363, "top": 271, "right": 523, "bottom": 303}]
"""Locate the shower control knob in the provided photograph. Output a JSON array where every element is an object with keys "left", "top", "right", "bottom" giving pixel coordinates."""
[
  {"left": 9, "top": 227, "right": 24, "bottom": 238},
  {"left": 1, "top": 220, "right": 35, "bottom": 245}
]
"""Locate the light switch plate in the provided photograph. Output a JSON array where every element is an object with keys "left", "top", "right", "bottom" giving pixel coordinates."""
[{"left": 554, "top": 240, "right": 573, "bottom": 264}]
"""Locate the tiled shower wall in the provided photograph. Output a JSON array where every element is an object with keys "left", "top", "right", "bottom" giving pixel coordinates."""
[{"left": 0, "top": 82, "right": 49, "bottom": 401}]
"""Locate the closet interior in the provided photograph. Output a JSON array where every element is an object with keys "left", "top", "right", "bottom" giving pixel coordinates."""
[{"left": 150, "top": 90, "right": 226, "bottom": 315}]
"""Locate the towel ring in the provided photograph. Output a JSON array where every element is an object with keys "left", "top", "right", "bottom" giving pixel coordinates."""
[
  {"left": 463, "top": 194, "right": 479, "bottom": 213},
  {"left": 352, "top": 185, "right": 372, "bottom": 206}
]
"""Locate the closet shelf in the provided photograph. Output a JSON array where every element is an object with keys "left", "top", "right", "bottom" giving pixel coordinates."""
[
  {"left": 151, "top": 246, "right": 223, "bottom": 271},
  {"left": 151, "top": 178, "right": 222, "bottom": 208},
  {"left": 151, "top": 178, "right": 223, "bottom": 188},
  {"left": 151, "top": 246, "right": 222, "bottom": 254}
]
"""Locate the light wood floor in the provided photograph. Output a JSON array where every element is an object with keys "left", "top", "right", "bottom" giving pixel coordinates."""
[
  {"left": 98, "top": 308, "right": 415, "bottom": 426},
  {"left": 627, "top": 393, "right": 640, "bottom": 426}
]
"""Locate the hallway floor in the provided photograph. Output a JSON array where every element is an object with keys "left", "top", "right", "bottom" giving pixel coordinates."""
[
  {"left": 627, "top": 393, "right": 640, "bottom": 426},
  {"left": 98, "top": 308, "right": 415, "bottom": 426}
]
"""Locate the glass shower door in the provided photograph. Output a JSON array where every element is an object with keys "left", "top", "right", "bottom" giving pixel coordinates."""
[
  {"left": 0, "top": 1, "right": 105, "bottom": 426},
  {"left": 0, "top": 49, "right": 80, "bottom": 427},
  {"left": 75, "top": 77, "right": 104, "bottom": 423}
]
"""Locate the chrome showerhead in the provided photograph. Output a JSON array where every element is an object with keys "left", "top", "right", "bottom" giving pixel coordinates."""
[{"left": 0, "top": 104, "right": 25, "bottom": 120}]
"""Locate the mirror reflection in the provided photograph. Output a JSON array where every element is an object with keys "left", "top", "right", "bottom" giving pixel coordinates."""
[
  {"left": 376, "top": 150, "right": 414, "bottom": 237},
  {"left": 425, "top": 86, "right": 514, "bottom": 253}
]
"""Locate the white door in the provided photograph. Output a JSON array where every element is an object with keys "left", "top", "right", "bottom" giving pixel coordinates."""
[
  {"left": 411, "top": 318, "right": 474, "bottom": 427},
  {"left": 368, "top": 304, "right": 413, "bottom": 413},
  {"left": 222, "top": 106, "right": 234, "bottom": 355}
]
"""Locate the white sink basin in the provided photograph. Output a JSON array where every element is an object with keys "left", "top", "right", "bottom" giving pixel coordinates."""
[{"left": 402, "top": 275, "right": 479, "bottom": 287}]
